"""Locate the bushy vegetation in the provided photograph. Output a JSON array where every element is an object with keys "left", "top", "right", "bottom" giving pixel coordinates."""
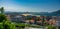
[
  {"left": 0, "top": 7, "right": 16, "bottom": 29},
  {"left": 46, "top": 25, "right": 56, "bottom": 29},
  {"left": 0, "top": 14, "right": 16, "bottom": 29},
  {"left": 15, "top": 23, "right": 25, "bottom": 28},
  {"left": 0, "top": 14, "right": 7, "bottom": 22},
  {"left": 58, "top": 26, "right": 60, "bottom": 29}
]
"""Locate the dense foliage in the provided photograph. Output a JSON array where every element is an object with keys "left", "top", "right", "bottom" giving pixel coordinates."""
[
  {"left": 0, "top": 14, "right": 7, "bottom": 22},
  {"left": 0, "top": 21, "right": 16, "bottom": 29},
  {"left": 0, "top": 7, "right": 16, "bottom": 29},
  {"left": 0, "top": 14, "right": 16, "bottom": 29},
  {"left": 46, "top": 25, "right": 57, "bottom": 29}
]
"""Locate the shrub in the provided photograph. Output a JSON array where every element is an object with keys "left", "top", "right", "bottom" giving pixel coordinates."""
[
  {"left": 0, "top": 14, "right": 7, "bottom": 22},
  {"left": 47, "top": 25, "right": 56, "bottom": 29},
  {"left": 58, "top": 26, "right": 60, "bottom": 29}
]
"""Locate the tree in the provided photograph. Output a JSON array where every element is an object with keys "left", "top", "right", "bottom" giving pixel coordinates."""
[
  {"left": 3, "top": 21, "right": 16, "bottom": 29},
  {"left": 0, "top": 7, "right": 4, "bottom": 14},
  {"left": 0, "top": 14, "right": 7, "bottom": 22},
  {"left": 0, "top": 7, "right": 16, "bottom": 29}
]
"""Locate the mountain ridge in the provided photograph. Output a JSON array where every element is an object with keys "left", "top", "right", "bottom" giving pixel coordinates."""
[{"left": 5, "top": 10, "right": 60, "bottom": 16}]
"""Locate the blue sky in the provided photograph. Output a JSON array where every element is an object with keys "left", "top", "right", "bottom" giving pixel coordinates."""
[{"left": 0, "top": 0, "right": 60, "bottom": 12}]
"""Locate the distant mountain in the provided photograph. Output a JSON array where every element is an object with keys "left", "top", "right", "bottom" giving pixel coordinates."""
[
  {"left": 5, "top": 12, "right": 50, "bottom": 16},
  {"left": 51, "top": 10, "right": 60, "bottom": 16},
  {"left": 5, "top": 10, "right": 60, "bottom": 16}
]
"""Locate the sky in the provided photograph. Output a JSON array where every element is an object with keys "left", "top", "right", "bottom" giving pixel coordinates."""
[{"left": 0, "top": 0, "right": 60, "bottom": 12}]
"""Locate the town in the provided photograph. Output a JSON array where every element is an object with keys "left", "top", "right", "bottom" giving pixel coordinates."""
[
  {"left": 5, "top": 12, "right": 60, "bottom": 29},
  {"left": 6, "top": 12, "right": 60, "bottom": 26}
]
